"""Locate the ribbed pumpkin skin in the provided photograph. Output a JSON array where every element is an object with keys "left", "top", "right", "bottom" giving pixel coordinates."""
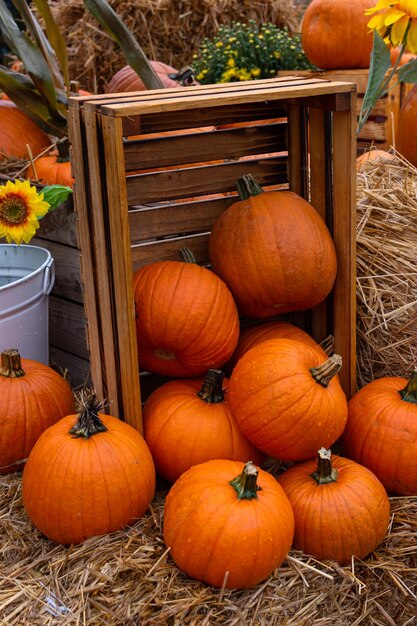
[
  {"left": 397, "top": 85, "right": 417, "bottom": 167},
  {"left": 301, "top": 0, "right": 375, "bottom": 70},
  {"left": 342, "top": 377, "right": 417, "bottom": 495},
  {"left": 133, "top": 261, "right": 240, "bottom": 377},
  {"left": 229, "top": 321, "right": 327, "bottom": 372},
  {"left": 107, "top": 61, "right": 181, "bottom": 93},
  {"left": 22, "top": 413, "right": 156, "bottom": 545},
  {"left": 143, "top": 376, "right": 264, "bottom": 482},
  {"left": 0, "top": 358, "right": 75, "bottom": 473},
  {"left": 0, "top": 101, "right": 51, "bottom": 160},
  {"left": 163, "top": 459, "right": 295, "bottom": 589},
  {"left": 229, "top": 339, "right": 348, "bottom": 460},
  {"left": 208, "top": 190, "right": 337, "bottom": 318},
  {"left": 26, "top": 156, "right": 74, "bottom": 187},
  {"left": 278, "top": 455, "right": 390, "bottom": 564},
  {"left": 356, "top": 149, "right": 396, "bottom": 172}
]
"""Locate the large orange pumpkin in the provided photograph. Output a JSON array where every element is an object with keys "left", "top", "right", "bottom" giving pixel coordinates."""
[
  {"left": 397, "top": 85, "right": 417, "bottom": 167},
  {"left": 0, "top": 100, "right": 51, "bottom": 161},
  {"left": 163, "top": 459, "right": 295, "bottom": 589},
  {"left": 341, "top": 369, "right": 417, "bottom": 495},
  {"left": 278, "top": 448, "right": 390, "bottom": 564},
  {"left": 107, "top": 60, "right": 182, "bottom": 93},
  {"left": 229, "top": 338, "right": 348, "bottom": 461},
  {"left": 22, "top": 400, "right": 156, "bottom": 545},
  {"left": 0, "top": 349, "right": 75, "bottom": 473},
  {"left": 208, "top": 174, "right": 337, "bottom": 319},
  {"left": 301, "top": 0, "right": 375, "bottom": 69},
  {"left": 143, "top": 369, "right": 264, "bottom": 482},
  {"left": 133, "top": 248, "right": 239, "bottom": 377}
]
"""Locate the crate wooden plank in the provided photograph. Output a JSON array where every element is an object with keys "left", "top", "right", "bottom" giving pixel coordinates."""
[
  {"left": 49, "top": 296, "right": 89, "bottom": 361},
  {"left": 31, "top": 238, "right": 83, "bottom": 304},
  {"left": 49, "top": 346, "right": 90, "bottom": 389},
  {"left": 36, "top": 198, "right": 78, "bottom": 247}
]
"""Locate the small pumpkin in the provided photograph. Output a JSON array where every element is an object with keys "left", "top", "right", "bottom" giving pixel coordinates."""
[
  {"left": 0, "top": 348, "right": 75, "bottom": 473},
  {"left": 163, "top": 459, "right": 295, "bottom": 589},
  {"left": 278, "top": 447, "right": 390, "bottom": 564},
  {"left": 397, "top": 85, "right": 417, "bottom": 167},
  {"left": 229, "top": 338, "right": 348, "bottom": 461},
  {"left": 301, "top": 0, "right": 375, "bottom": 70},
  {"left": 22, "top": 399, "right": 156, "bottom": 545},
  {"left": 26, "top": 139, "right": 74, "bottom": 187},
  {"left": 341, "top": 369, "right": 417, "bottom": 496},
  {"left": 143, "top": 368, "right": 264, "bottom": 482},
  {"left": 107, "top": 61, "right": 183, "bottom": 93},
  {"left": 208, "top": 174, "right": 337, "bottom": 319},
  {"left": 133, "top": 247, "right": 239, "bottom": 377},
  {"left": 356, "top": 149, "right": 396, "bottom": 172},
  {"left": 0, "top": 100, "right": 51, "bottom": 161}
]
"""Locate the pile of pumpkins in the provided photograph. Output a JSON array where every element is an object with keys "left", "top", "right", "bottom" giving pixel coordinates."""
[{"left": 1, "top": 173, "right": 416, "bottom": 592}]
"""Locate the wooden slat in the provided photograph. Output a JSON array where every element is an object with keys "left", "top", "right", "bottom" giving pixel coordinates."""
[
  {"left": 49, "top": 346, "right": 91, "bottom": 389},
  {"left": 31, "top": 239, "right": 83, "bottom": 304},
  {"left": 131, "top": 232, "right": 210, "bottom": 269},
  {"left": 36, "top": 198, "right": 78, "bottom": 247},
  {"left": 49, "top": 297, "right": 89, "bottom": 361}
]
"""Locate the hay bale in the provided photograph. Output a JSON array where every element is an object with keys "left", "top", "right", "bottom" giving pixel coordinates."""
[
  {"left": 356, "top": 150, "right": 417, "bottom": 387},
  {"left": 52, "top": 0, "right": 300, "bottom": 93}
]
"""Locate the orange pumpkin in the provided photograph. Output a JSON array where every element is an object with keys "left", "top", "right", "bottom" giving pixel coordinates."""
[
  {"left": 26, "top": 154, "right": 74, "bottom": 188},
  {"left": 356, "top": 149, "right": 396, "bottom": 171},
  {"left": 0, "top": 100, "right": 51, "bottom": 161},
  {"left": 301, "top": 0, "right": 375, "bottom": 69},
  {"left": 107, "top": 60, "right": 182, "bottom": 93},
  {"left": 341, "top": 369, "right": 417, "bottom": 495},
  {"left": 0, "top": 349, "right": 75, "bottom": 473},
  {"left": 229, "top": 338, "right": 348, "bottom": 461},
  {"left": 397, "top": 85, "right": 417, "bottom": 167},
  {"left": 278, "top": 448, "right": 390, "bottom": 564},
  {"left": 208, "top": 174, "right": 337, "bottom": 319},
  {"left": 163, "top": 459, "right": 295, "bottom": 589},
  {"left": 133, "top": 248, "right": 239, "bottom": 377},
  {"left": 22, "top": 400, "right": 156, "bottom": 545},
  {"left": 143, "top": 369, "right": 264, "bottom": 482}
]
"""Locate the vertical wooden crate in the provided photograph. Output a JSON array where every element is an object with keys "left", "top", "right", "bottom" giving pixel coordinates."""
[{"left": 68, "top": 76, "right": 357, "bottom": 433}]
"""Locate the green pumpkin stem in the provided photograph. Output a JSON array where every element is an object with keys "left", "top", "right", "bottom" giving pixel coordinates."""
[
  {"left": 69, "top": 399, "right": 108, "bottom": 438},
  {"left": 179, "top": 247, "right": 196, "bottom": 263},
  {"left": 399, "top": 368, "right": 417, "bottom": 404},
  {"left": 310, "top": 354, "right": 342, "bottom": 387},
  {"left": 229, "top": 461, "right": 262, "bottom": 500},
  {"left": 319, "top": 334, "right": 335, "bottom": 356},
  {"left": 311, "top": 447, "right": 338, "bottom": 485},
  {"left": 197, "top": 369, "right": 225, "bottom": 403},
  {"left": 0, "top": 349, "right": 25, "bottom": 378},
  {"left": 236, "top": 174, "right": 264, "bottom": 200}
]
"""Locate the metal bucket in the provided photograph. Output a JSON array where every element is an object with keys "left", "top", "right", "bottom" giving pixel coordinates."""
[{"left": 0, "top": 244, "right": 55, "bottom": 364}]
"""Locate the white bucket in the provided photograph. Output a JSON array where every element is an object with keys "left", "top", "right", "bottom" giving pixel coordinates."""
[{"left": 0, "top": 244, "right": 55, "bottom": 365}]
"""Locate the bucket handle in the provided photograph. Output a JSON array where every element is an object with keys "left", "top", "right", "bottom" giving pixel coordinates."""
[{"left": 43, "top": 257, "right": 55, "bottom": 295}]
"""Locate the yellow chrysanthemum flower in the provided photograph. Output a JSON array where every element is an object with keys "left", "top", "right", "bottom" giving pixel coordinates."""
[
  {"left": 366, "top": 0, "right": 417, "bottom": 52},
  {"left": 251, "top": 67, "right": 261, "bottom": 77},
  {"left": 0, "top": 179, "right": 50, "bottom": 245}
]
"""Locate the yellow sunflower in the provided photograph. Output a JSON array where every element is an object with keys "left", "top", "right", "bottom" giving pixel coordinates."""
[
  {"left": 0, "top": 179, "right": 50, "bottom": 245},
  {"left": 366, "top": 0, "right": 417, "bottom": 52}
]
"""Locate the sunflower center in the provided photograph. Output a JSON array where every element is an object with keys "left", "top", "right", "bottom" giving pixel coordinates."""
[{"left": 0, "top": 193, "right": 29, "bottom": 226}]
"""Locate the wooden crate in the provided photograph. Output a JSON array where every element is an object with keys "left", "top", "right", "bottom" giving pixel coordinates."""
[
  {"left": 278, "top": 69, "right": 410, "bottom": 153},
  {"left": 68, "top": 75, "right": 357, "bottom": 432},
  {"left": 0, "top": 174, "right": 90, "bottom": 387}
]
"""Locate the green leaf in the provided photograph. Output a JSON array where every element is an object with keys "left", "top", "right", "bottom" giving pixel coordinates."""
[
  {"left": 31, "top": 0, "right": 70, "bottom": 91},
  {"left": 42, "top": 185, "right": 73, "bottom": 210},
  {"left": 398, "top": 59, "right": 417, "bottom": 83},
  {"left": 83, "top": 0, "right": 164, "bottom": 90},
  {"left": 358, "top": 31, "right": 392, "bottom": 133}
]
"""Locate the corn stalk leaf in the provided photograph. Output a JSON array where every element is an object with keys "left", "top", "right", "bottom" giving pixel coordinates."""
[
  {"left": 397, "top": 59, "right": 417, "bottom": 83},
  {"left": 357, "top": 31, "right": 391, "bottom": 133},
  {"left": 31, "top": 0, "right": 69, "bottom": 91},
  {"left": 83, "top": 0, "right": 164, "bottom": 90}
]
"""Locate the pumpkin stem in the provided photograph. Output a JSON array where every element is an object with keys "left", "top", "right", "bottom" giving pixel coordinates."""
[
  {"left": 229, "top": 461, "right": 262, "bottom": 500},
  {"left": 56, "top": 138, "right": 70, "bottom": 163},
  {"left": 69, "top": 399, "right": 108, "bottom": 438},
  {"left": 319, "top": 335, "right": 335, "bottom": 356},
  {"left": 311, "top": 447, "right": 338, "bottom": 485},
  {"left": 168, "top": 66, "right": 197, "bottom": 87},
  {"left": 197, "top": 369, "right": 225, "bottom": 403},
  {"left": 236, "top": 174, "right": 264, "bottom": 200},
  {"left": 310, "top": 354, "right": 342, "bottom": 387},
  {"left": 399, "top": 368, "right": 417, "bottom": 404},
  {"left": 0, "top": 349, "right": 25, "bottom": 378},
  {"left": 179, "top": 247, "right": 196, "bottom": 263}
]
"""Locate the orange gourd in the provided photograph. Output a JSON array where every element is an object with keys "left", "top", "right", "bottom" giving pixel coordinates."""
[
  {"left": 229, "top": 338, "right": 348, "bottom": 461},
  {"left": 26, "top": 155, "right": 74, "bottom": 188},
  {"left": 341, "top": 369, "right": 417, "bottom": 495},
  {"left": 0, "top": 349, "right": 75, "bottom": 473},
  {"left": 301, "top": 0, "right": 375, "bottom": 69},
  {"left": 107, "top": 61, "right": 182, "bottom": 93},
  {"left": 0, "top": 100, "right": 51, "bottom": 161},
  {"left": 397, "top": 85, "right": 417, "bottom": 167},
  {"left": 22, "top": 400, "right": 156, "bottom": 545},
  {"left": 143, "top": 369, "right": 264, "bottom": 482},
  {"left": 163, "top": 459, "right": 295, "bottom": 589},
  {"left": 278, "top": 448, "right": 390, "bottom": 564},
  {"left": 133, "top": 248, "right": 239, "bottom": 377},
  {"left": 208, "top": 174, "right": 337, "bottom": 319}
]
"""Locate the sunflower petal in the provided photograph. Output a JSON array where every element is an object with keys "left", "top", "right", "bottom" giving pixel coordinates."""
[
  {"left": 365, "top": 0, "right": 399, "bottom": 14},
  {"left": 385, "top": 9, "right": 408, "bottom": 26},
  {"left": 407, "top": 19, "right": 417, "bottom": 53},
  {"left": 391, "top": 14, "right": 411, "bottom": 46},
  {"left": 367, "top": 14, "right": 386, "bottom": 30}
]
